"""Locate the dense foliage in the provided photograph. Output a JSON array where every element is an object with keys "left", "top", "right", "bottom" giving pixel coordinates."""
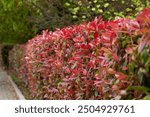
[
  {"left": 0, "top": 0, "right": 35, "bottom": 44},
  {"left": 64, "top": 0, "right": 150, "bottom": 22},
  {"left": 0, "top": 0, "right": 72, "bottom": 44},
  {"left": 9, "top": 45, "right": 28, "bottom": 85},
  {"left": 27, "top": 0, "right": 72, "bottom": 32},
  {"left": 9, "top": 8, "right": 150, "bottom": 99}
]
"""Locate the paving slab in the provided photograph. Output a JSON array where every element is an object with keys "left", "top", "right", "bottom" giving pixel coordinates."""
[{"left": 0, "top": 69, "right": 25, "bottom": 100}]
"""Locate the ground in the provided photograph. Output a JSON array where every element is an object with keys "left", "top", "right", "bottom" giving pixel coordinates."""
[{"left": 0, "top": 68, "right": 19, "bottom": 100}]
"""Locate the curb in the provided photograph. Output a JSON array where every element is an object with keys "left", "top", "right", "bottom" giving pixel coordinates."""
[{"left": 7, "top": 75, "right": 25, "bottom": 100}]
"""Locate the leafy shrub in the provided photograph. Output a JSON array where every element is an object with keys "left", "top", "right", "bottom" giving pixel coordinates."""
[
  {"left": 132, "top": 8, "right": 150, "bottom": 87},
  {"left": 9, "top": 44, "right": 28, "bottom": 85},
  {"left": 63, "top": 0, "right": 150, "bottom": 22},
  {"left": 27, "top": 0, "right": 73, "bottom": 33},
  {"left": 9, "top": 8, "right": 150, "bottom": 99},
  {"left": 0, "top": 0, "right": 35, "bottom": 44}
]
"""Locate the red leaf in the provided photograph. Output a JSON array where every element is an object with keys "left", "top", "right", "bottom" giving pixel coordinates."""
[
  {"left": 101, "top": 47, "right": 112, "bottom": 55},
  {"left": 121, "top": 66, "right": 128, "bottom": 71},
  {"left": 107, "top": 68, "right": 116, "bottom": 74},
  {"left": 125, "top": 47, "right": 134, "bottom": 54},
  {"left": 73, "top": 36, "right": 85, "bottom": 42},
  {"left": 138, "top": 40, "right": 146, "bottom": 54},
  {"left": 81, "top": 44, "right": 91, "bottom": 50},
  {"left": 94, "top": 32, "right": 99, "bottom": 39},
  {"left": 112, "top": 53, "right": 119, "bottom": 61},
  {"left": 115, "top": 72, "right": 127, "bottom": 80}
]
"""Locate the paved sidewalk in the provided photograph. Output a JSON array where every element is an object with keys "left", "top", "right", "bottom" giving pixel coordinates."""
[{"left": 0, "top": 69, "right": 24, "bottom": 100}]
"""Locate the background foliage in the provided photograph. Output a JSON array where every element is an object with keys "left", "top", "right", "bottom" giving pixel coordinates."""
[
  {"left": 27, "top": 0, "right": 73, "bottom": 32},
  {"left": 64, "top": 0, "right": 150, "bottom": 22},
  {"left": 0, "top": 0, "right": 35, "bottom": 44},
  {"left": 0, "top": 0, "right": 150, "bottom": 44}
]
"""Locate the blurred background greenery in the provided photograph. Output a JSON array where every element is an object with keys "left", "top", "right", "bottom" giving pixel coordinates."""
[{"left": 0, "top": 0, "right": 150, "bottom": 44}]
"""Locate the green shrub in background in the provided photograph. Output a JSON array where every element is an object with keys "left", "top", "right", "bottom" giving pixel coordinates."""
[
  {"left": 27, "top": 0, "right": 73, "bottom": 32},
  {"left": 0, "top": 0, "right": 73, "bottom": 45},
  {"left": 63, "top": 0, "right": 150, "bottom": 23},
  {"left": 26, "top": 0, "right": 150, "bottom": 33},
  {"left": 1, "top": 0, "right": 149, "bottom": 45},
  {"left": 0, "top": 0, "right": 35, "bottom": 44}
]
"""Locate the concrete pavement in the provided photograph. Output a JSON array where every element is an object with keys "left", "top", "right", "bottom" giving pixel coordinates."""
[{"left": 0, "top": 69, "right": 25, "bottom": 100}]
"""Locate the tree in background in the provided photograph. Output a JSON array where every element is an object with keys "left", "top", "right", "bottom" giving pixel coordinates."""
[
  {"left": 0, "top": 0, "right": 150, "bottom": 44},
  {"left": 63, "top": 0, "right": 150, "bottom": 23},
  {"left": 0, "top": 0, "right": 35, "bottom": 44},
  {"left": 26, "top": 0, "right": 150, "bottom": 33},
  {"left": 0, "top": 0, "right": 73, "bottom": 44},
  {"left": 27, "top": 0, "right": 73, "bottom": 32}
]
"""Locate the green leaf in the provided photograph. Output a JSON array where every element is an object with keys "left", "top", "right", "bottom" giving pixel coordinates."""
[
  {"left": 65, "top": 2, "right": 70, "bottom": 7},
  {"left": 126, "top": 8, "right": 132, "bottom": 12},
  {"left": 104, "top": 3, "right": 109, "bottom": 8},
  {"left": 140, "top": 49, "right": 149, "bottom": 64},
  {"left": 82, "top": 15, "right": 86, "bottom": 19},
  {"left": 98, "top": 9, "right": 103, "bottom": 13},
  {"left": 128, "top": 62, "right": 135, "bottom": 73},
  {"left": 73, "top": 15, "right": 77, "bottom": 19},
  {"left": 94, "top": 0, "right": 98, "bottom": 3},
  {"left": 71, "top": 62, "right": 77, "bottom": 69},
  {"left": 94, "top": 90, "right": 98, "bottom": 97},
  {"left": 143, "top": 95, "right": 150, "bottom": 100},
  {"left": 92, "top": 8, "right": 96, "bottom": 11},
  {"left": 127, "top": 86, "right": 150, "bottom": 94}
]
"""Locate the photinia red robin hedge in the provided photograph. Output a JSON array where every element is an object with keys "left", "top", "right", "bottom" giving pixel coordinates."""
[
  {"left": 9, "top": 8, "right": 150, "bottom": 99},
  {"left": 9, "top": 44, "right": 28, "bottom": 85}
]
